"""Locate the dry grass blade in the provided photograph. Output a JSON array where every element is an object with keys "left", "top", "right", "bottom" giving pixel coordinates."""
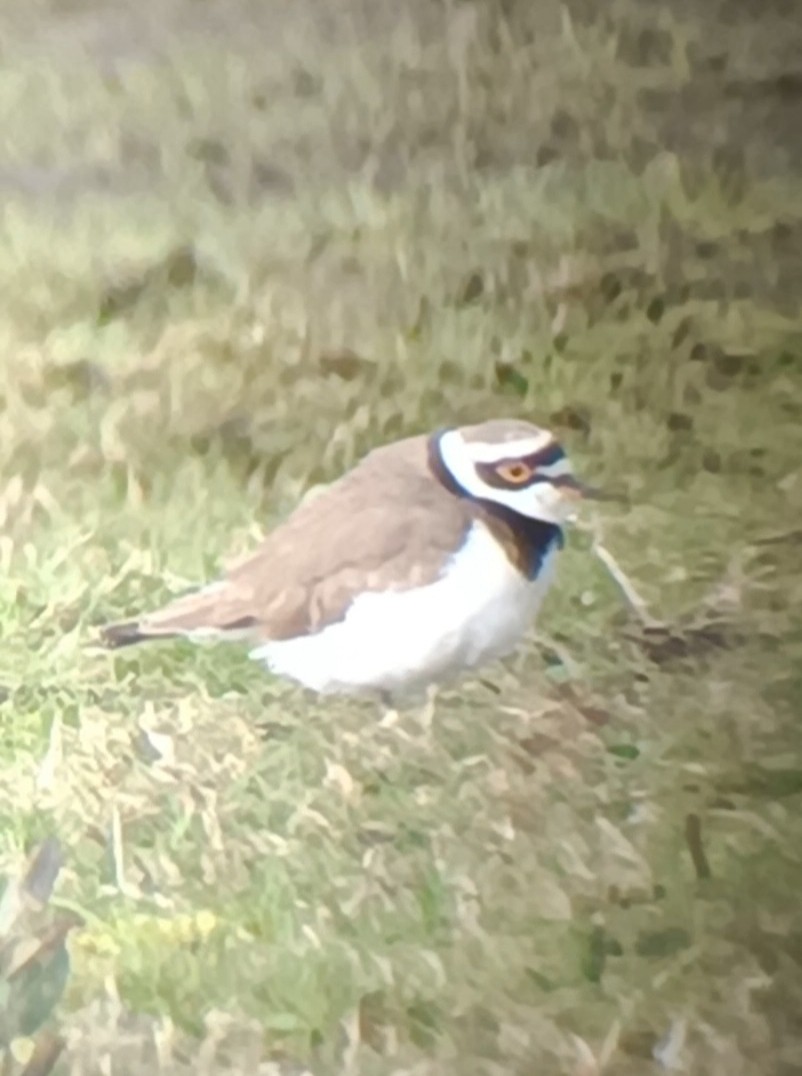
[{"left": 17, "top": 1032, "right": 65, "bottom": 1076}]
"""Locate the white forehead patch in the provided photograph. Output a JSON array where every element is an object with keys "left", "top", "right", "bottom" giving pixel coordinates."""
[{"left": 465, "top": 432, "right": 554, "bottom": 464}]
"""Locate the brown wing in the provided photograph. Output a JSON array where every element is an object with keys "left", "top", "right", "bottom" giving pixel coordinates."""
[{"left": 101, "top": 434, "right": 473, "bottom": 648}]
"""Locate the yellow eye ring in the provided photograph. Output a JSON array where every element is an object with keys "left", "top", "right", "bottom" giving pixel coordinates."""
[{"left": 496, "top": 461, "right": 533, "bottom": 484}]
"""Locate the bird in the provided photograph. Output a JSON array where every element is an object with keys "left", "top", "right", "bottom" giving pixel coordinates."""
[{"left": 101, "top": 419, "right": 600, "bottom": 705}]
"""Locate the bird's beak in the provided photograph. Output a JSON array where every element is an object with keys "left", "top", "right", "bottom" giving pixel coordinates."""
[{"left": 556, "top": 476, "right": 625, "bottom": 503}]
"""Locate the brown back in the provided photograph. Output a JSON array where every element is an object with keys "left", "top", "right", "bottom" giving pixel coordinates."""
[{"left": 129, "top": 434, "right": 476, "bottom": 642}]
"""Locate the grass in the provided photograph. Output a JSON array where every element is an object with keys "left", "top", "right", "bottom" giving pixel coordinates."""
[{"left": 0, "top": 0, "right": 800, "bottom": 1072}]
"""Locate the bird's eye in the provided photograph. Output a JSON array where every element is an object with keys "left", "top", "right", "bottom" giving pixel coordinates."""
[{"left": 495, "top": 461, "right": 533, "bottom": 484}]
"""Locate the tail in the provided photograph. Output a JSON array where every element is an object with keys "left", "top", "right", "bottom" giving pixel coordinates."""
[
  {"left": 100, "top": 620, "right": 165, "bottom": 649},
  {"left": 99, "top": 582, "right": 257, "bottom": 650}
]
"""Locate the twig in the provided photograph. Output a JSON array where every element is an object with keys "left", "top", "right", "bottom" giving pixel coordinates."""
[
  {"left": 684, "top": 813, "right": 712, "bottom": 880},
  {"left": 588, "top": 533, "right": 664, "bottom": 628}
]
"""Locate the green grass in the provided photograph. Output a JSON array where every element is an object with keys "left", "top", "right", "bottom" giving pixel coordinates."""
[{"left": 0, "top": 0, "right": 800, "bottom": 1072}]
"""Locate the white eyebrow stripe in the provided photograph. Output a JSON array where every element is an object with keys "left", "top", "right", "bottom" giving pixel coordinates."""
[{"left": 467, "top": 434, "right": 555, "bottom": 463}]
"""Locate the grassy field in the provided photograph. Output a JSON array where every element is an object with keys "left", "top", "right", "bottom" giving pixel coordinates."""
[{"left": 0, "top": 0, "right": 800, "bottom": 1072}]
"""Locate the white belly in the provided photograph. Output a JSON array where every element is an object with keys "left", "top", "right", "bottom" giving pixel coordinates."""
[{"left": 250, "top": 522, "right": 558, "bottom": 698}]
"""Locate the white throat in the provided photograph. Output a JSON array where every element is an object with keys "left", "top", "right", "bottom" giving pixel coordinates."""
[{"left": 251, "top": 521, "right": 558, "bottom": 698}]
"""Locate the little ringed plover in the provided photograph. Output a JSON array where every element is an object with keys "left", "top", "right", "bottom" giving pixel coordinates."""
[{"left": 101, "top": 419, "right": 599, "bottom": 702}]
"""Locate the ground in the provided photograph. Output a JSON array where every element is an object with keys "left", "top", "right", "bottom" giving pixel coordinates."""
[{"left": 0, "top": 0, "right": 800, "bottom": 1073}]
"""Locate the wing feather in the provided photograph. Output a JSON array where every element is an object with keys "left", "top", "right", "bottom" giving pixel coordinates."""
[{"left": 101, "top": 434, "right": 472, "bottom": 648}]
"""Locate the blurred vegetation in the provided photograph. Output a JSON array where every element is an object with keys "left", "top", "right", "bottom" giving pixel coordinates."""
[
  {"left": 0, "top": 0, "right": 800, "bottom": 1072},
  {"left": 0, "top": 838, "right": 76, "bottom": 1076}
]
